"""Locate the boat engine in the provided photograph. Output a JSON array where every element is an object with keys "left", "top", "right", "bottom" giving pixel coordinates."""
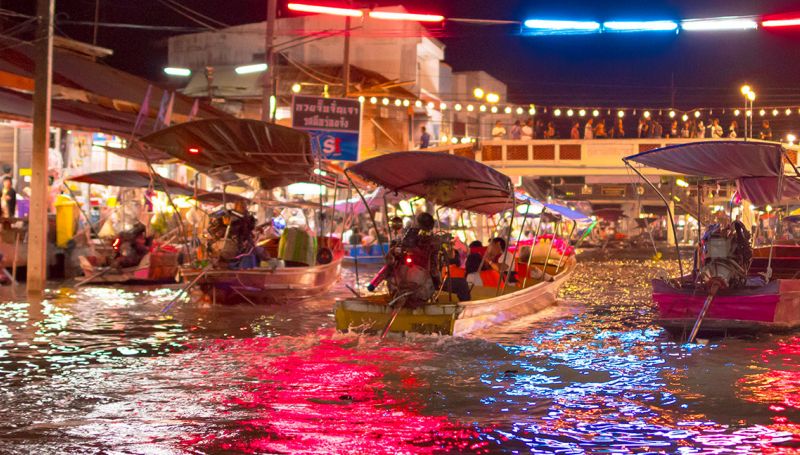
[
  {"left": 207, "top": 209, "right": 256, "bottom": 262},
  {"left": 698, "top": 220, "right": 752, "bottom": 290},
  {"left": 367, "top": 214, "right": 450, "bottom": 307}
]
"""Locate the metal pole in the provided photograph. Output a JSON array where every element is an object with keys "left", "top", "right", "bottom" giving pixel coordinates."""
[
  {"left": 262, "top": 0, "right": 277, "bottom": 122},
  {"left": 521, "top": 207, "right": 547, "bottom": 289},
  {"left": 624, "top": 160, "right": 684, "bottom": 280},
  {"left": 92, "top": 0, "right": 100, "bottom": 45},
  {"left": 27, "top": 0, "right": 54, "bottom": 296},
  {"left": 500, "top": 202, "right": 530, "bottom": 294}
]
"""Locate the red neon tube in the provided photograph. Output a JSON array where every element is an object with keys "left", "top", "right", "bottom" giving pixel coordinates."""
[
  {"left": 368, "top": 11, "right": 444, "bottom": 22},
  {"left": 762, "top": 18, "right": 800, "bottom": 28},
  {"left": 288, "top": 3, "right": 363, "bottom": 17}
]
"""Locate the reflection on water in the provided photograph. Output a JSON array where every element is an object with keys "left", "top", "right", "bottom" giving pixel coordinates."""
[{"left": 0, "top": 261, "right": 799, "bottom": 453}]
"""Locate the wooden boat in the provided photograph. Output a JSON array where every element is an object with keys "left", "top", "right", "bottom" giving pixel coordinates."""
[
  {"left": 336, "top": 257, "right": 576, "bottom": 336},
  {"left": 180, "top": 246, "right": 343, "bottom": 304},
  {"left": 79, "top": 249, "right": 179, "bottom": 284},
  {"left": 137, "top": 118, "right": 346, "bottom": 304},
  {"left": 624, "top": 140, "right": 800, "bottom": 337},
  {"left": 333, "top": 152, "right": 584, "bottom": 336},
  {"left": 68, "top": 170, "right": 195, "bottom": 285}
]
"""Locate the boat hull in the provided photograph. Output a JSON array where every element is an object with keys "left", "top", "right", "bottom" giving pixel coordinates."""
[
  {"left": 78, "top": 253, "right": 180, "bottom": 285},
  {"left": 335, "top": 260, "right": 575, "bottom": 336},
  {"left": 180, "top": 255, "right": 342, "bottom": 304},
  {"left": 653, "top": 278, "right": 800, "bottom": 334}
]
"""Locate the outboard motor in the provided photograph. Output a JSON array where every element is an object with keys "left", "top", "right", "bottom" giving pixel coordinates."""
[
  {"left": 698, "top": 220, "right": 752, "bottom": 291},
  {"left": 367, "top": 213, "right": 450, "bottom": 307}
]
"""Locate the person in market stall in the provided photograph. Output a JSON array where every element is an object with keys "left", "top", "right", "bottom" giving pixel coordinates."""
[
  {"left": 419, "top": 126, "right": 431, "bottom": 149},
  {"left": 710, "top": 118, "right": 724, "bottom": 138},
  {"left": 1, "top": 176, "right": 16, "bottom": 220},
  {"left": 510, "top": 120, "right": 522, "bottom": 140},
  {"left": 760, "top": 120, "right": 773, "bottom": 141},
  {"left": 491, "top": 121, "right": 506, "bottom": 139},
  {"left": 570, "top": 120, "right": 581, "bottom": 139}
]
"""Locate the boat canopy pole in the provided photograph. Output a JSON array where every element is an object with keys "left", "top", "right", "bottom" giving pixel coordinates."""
[
  {"left": 500, "top": 201, "right": 530, "bottom": 295},
  {"left": 624, "top": 159, "right": 684, "bottom": 280},
  {"left": 541, "top": 218, "right": 560, "bottom": 281},
  {"left": 555, "top": 220, "right": 577, "bottom": 274},
  {"left": 522, "top": 206, "right": 548, "bottom": 289},
  {"left": 495, "top": 195, "right": 516, "bottom": 296},
  {"left": 345, "top": 168, "right": 388, "bottom": 289}
]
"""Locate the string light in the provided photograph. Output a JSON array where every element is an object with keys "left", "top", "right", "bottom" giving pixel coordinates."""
[
  {"left": 467, "top": 104, "right": 475, "bottom": 112},
  {"left": 747, "top": 110, "right": 752, "bottom": 117},
  {"left": 479, "top": 105, "right": 487, "bottom": 112},
  {"left": 427, "top": 101, "right": 435, "bottom": 109},
  {"left": 759, "top": 109, "right": 766, "bottom": 116},
  {"left": 579, "top": 109, "right": 586, "bottom": 117},
  {"left": 370, "top": 97, "right": 377, "bottom": 104},
  {"left": 734, "top": 109, "right": 740, "bottom": 116},
  {"left": 454, "top": 103, "right": 462, "bottom": 111},
  {"left": 415, "top": 100, "right": 422, "bottom": 108},
  {"left": 772, "top": 109, "right": 779, "bottom": 116},
  {"left": 382, "top": 97, "right": 390, "bottom": 105},
  {"left": 528, "top": 107, "right": 535, "bottom": 115},
  {"left": 357, "top": 95, "right": 365, "bottom": 103},
  {"left": 669, "top": 111, "right": 676, "bottom": 118},
  {"left": 554, "top": 108, "right": 562, "bottom": 116},
  {"left": 394, "top": 99, "right": 402, "bottom": 106},
  {"left": 516, "top": 107, "right": 524, "bottom": 115},
  {"left": 694, "top": 111, "right": 700, "bottom": 118},
  {"left": 291, "top": 83, "right": 302, "bottom": 93},
  {"left": 643, "top": 110, "right": 651, "bottom": 118},
  {"left": 402, "top": 99, "right": 410, "bottom": 107},
  {"left": 592, "top": 109, "right": 600, "bottom": 117},
  {"left": 682, "top": 114, "right": 689, "bottom": 121},
  {"left": 490, "top": 106, "right": 498, "bottom": 113},
  {"left": 440, "top": 102, "right": 447, "bottom": 110},
  {"left": 504, "top": 106, "right": 512, "bottom": 114},
  {"left": 617, "top": 110, "right": 625, "bottom": 118},
  {"left": 786, "top": 108, "right": 792, "bottom": 116},
  {"left": 567, "top": 109, "right": 574, "bottom": 116}
]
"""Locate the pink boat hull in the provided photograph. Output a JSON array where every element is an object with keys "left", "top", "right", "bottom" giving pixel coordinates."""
[{"left": 653, "top": 278, "right": 800, "bottom": 334}]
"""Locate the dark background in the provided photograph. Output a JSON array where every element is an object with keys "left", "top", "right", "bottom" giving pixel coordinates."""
[{"left": 3, "top": 0, "right": 800, "bottom": 110}]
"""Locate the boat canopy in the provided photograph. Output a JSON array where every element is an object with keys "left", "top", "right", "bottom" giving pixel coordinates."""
[
  {"left": 137, "top": 118, "right": 315, "bottom": 190},
  {"left": 515, "top": 193, "right": 590, "bottom": 221},
  {"left": 347, "top": 152, "right": 513, "bottom": 215},
  {"left": 66, "top": 170, "right": 196, "bottom": 197},
  {"left": 193, "top": 191, "right": 251, "bottom": 205},
  {"left": 736, "top": 176, "right": 800, "bottom": 206},
  {"left": 624, "top": 141, "right": 785, "bottom": 178}
]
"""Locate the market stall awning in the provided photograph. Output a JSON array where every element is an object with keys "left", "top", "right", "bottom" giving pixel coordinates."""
[
  {"left": 347, "top": 152, "right": 513, "bottom": 215},
  {"left": 137, "top": 118, "right": 315, "bottom": 189},
  {"left": 624, "top": 141, "right": 785, "bottom": 178},
  {"left": 66, "top": 170, "right": 196, "bottom": 197}
]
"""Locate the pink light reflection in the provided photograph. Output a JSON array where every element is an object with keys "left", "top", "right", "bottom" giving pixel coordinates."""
[{"left": 181, "top": 332, "right": 483, "bottom": 454}]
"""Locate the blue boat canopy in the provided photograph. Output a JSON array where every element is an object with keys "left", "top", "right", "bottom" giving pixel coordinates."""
[{"left": 515, "top": 193, "right": 590, "bottom": 221}]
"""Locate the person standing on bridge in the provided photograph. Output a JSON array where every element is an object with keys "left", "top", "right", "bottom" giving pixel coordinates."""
[
  {"left": 419, "top": 126, "right": 431, "bottom": 149},
  {"left": 584, "top": 118, "right": 594, "bottom": 139}
]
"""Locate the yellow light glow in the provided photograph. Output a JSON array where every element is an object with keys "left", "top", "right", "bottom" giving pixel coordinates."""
[
  {"left": 394, "top": 99, "right": 402, "bottom": 106},
  {"left": 554, "top": 108, "right": 562, "bottom": 116},
  {"left": 467, "top": 104, "right": 474, "bottom": 112},
  {"left": 592, "top": 109, "right": 599, "bottom": 117},
  {"left": 617, "top": 110, "right": 625, "bottom": 118},
  {"left": 694, "top": 111, "right": 700, "bottom": 118},
  {"left": 669, "top": 111, "right": 676, "bottom": 118},
  {"left": 579, "top": 109, "right": 586, "bottom": 117},
  {"left": 415, "top": 100, "right": 422, "bottom": 107},
  {"left": 772, "top": 109, "right": 779, "bottom": 116},
  {"left": 473, "top": 87, "right": 485, "bottom": 99},
  {"left": 643, "top": 110, "right": 651, "bottom": 119},
  {"left": 676, "top": 178, "right": 690, "bottom": 188},
  {"left": 741, "top": 85, "right": 751, "bottom": 95},
  {"left": 370, "top": 97, "right": 377, "bottom": 104},
  {"left": 291, "top": 83, "right": 302, "bottom": 93},
  {"left": 486, "top": 92, "right": 500, "bottom": 103},
  {"left": 516, "top": 107, "right": 524, "bottom": 115},
  {"left": 504, "top": 106, "right": 512, "bottom": 114},
  {"left": 529, "top": 107, "right": 536, "bottom": 115},
  {"left": 490, "top": 106, "right": 498, "bottom": 113},
  {"left": 567, "top": 109, "right": 574, "bottom": 116},
  {"left": 682, "top": 114, "right": 689, "bottom": 121},
  {"left": 479, "top": 105, "right": 487, "bottom": 112},
  {"left": 357, "top": 95, "right": 365, "bottom": 103},
  {"left": 759, "top": 109, "right": 766, "bottom": 116},
  {"left": 402, "top": 99, "right": 410, "bottom": 107},
  {"left": 440, "top": 102, "right": 447, "bottom": 110},
  {"left": 734, "top": 109, "right": 740, "bottom": 116},
  {"left": 455, "top": 103, "right": 462, "bottom": 111},
  {"left": 748, "top": 91, "right": 756, "bottom": 101}
]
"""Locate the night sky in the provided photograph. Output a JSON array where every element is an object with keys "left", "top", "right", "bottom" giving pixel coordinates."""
[{"left": 3, "top": 0, "right": 800, "bottom": 110}]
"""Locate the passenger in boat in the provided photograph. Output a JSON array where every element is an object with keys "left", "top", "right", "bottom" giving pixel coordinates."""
[
  {"left": 485, "top": 237, "right": 517, "bottom": 283},
  {"left": 111, "top": 222, "right": 151, "bottom": 269},
  {"left": 348, "top": 227, "right": 362, "bottom": 246},
  {"left": 442, "top": 250, "right": 470, "bottom": 301}
]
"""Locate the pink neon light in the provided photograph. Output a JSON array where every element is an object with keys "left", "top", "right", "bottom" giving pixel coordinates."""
[
  {"left": 288, "top": 3, "right": 363, "bottom": 17},
  {"left": 762, "top": 18, "right": 800, "bottom": 27},
  {"left": 368, "top": 11, "right": 444, "bottom": 22}
]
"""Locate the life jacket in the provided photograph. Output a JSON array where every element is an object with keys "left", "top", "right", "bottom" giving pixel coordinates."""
[
  {"left": 479, "top": 269, "right": 501, "bottom": 287},
  {"left": 442, "top": 264, "right": 466, "bottom": 279}
]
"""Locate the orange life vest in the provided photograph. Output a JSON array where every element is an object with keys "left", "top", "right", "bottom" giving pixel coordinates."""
[{"left": 442, "top": 264, "right": 466, "bottom": 279}]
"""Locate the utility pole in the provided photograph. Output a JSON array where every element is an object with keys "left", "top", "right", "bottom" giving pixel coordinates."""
[
  {"left": 343, "top": 15, "right": 351, "bottom": 97},
  {"left": 28, "top": 0, "right": 54, "bottom": 296},
  {"left": 262, "top": 0, "right": 277, "bottom": 122},
  {"left": 92, "top": 0, "right": 100, "bottom": 45}
]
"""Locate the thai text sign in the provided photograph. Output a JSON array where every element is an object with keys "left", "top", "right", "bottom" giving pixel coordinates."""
[{"left": 292, "top": 95, "right": 361, "bottom": 162}]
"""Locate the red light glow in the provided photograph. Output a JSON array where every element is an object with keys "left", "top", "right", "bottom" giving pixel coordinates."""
[
  {"left": 368, "top": 10, "right": 444, "bottom": 22},
  {"left": 288, "top": 3, "right": 363, "bottom": 17},
  {"left": 405, "top": 256, "right": 413, "bottom": 265},
  {"left": 188, "top": 147, "right": 201, "bottom": 154},
  {"left": 762, "top": 18, "right": 800, "bottom": 28}
]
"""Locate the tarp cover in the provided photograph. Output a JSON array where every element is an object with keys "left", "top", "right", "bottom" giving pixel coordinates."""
[
  {"left": 347, "top": 152, "right": 513, "bottom": 215},
  {"left": 515, "top": 193, "right": 590, "bottom": 221},
  {"left": 736, "top": 177, "right": 800, "bottom": 205},
  {"left": 624, "top": 141, "right": 785, "bottom": 178},
  {"left": 194, "top": 192, "right": 251, "bottom": 205},
  {"left": 138, "top": 118, "right": 314, "bottom": 189},
  {"left": 67, "top": 170, "right": 195, "bottom": 196}
]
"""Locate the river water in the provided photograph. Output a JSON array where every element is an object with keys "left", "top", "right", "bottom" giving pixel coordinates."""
[{"left": 1, "top": 259, "right": 799, "bottom": 454}]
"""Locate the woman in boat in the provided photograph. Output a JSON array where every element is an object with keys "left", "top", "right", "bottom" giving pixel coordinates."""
[
  {"left": 442, "top": 250, "right": 470, "bottom": 301},
  {"left": 465, "top": 252, "right": 503, "bottom": 288}
]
